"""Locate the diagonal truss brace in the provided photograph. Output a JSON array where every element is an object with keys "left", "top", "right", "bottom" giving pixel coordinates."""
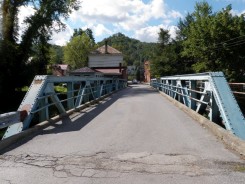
[{"left": 151, "top": 72, "right": 245, "bottom": 140}]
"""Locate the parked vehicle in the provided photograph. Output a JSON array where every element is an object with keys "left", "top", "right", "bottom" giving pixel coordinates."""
[{"left": 132, "top": 79, "right": 138, "bottom": 84}]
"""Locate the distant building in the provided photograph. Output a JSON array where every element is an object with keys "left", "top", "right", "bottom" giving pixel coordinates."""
[
  {"left": 88, "top": 42, "right": 127, "bottom": 80},
  {"left": 144, "top": 61, "right": 151, "bottom": 83},
  {"left": 89, "top": 43, "right": 123, "bottom": 67},
  {"left": 127, "top": 66, "right": 137, "bottom": 75},
  {"left": 69, "top": 67, "right": 103, "bottom": 78},
  {"left": 52, "top": 64, "right": 70, "bottom": 76}
]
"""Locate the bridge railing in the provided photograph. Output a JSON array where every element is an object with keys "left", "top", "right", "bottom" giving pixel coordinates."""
[
  {"left": 0, "top": 75, "right": 127, "bottom": 139},
  {"left": 229, "top": 83, "right": 245, "bottom": 114},
  {"left": 151, "top": 72, "right": 245, "bottom": 140}
]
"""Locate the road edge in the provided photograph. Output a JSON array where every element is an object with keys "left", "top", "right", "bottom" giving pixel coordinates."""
[
  {"left": 158, "top": 90, "right": 245, "bottom": 156},
  {"left": 0, "top": 89, "right": 125, "bottom": 152}
]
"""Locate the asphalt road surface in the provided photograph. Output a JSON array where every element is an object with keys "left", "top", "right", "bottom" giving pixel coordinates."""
[{"left": 0, "top": 84, "right": 245, "bottom": 184}]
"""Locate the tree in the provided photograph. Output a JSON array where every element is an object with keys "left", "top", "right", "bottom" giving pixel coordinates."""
[
  {"left": 98, "top": 33, "right": 157, "bottom": 66},
  {"left": 63, "top": 34, "right": 94, "bottom": 69},
  {"left": 150, "top": 29, "right": 189, "bottom": 78},
  {"left": 179, "top": 2, "right": 245, "bottom": 81},
  {"left": 48, "top": 45, "right": 64, "bottom": 65},
  {"left": 0, "top": 0, "right": 79, "bottom": 111},
  {"left": 71, "top": 28, "right": 95, "bottom": 45}
]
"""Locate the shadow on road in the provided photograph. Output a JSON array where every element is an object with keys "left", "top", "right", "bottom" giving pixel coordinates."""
[{"left": 1, "top": 85, "right": 158, "bottom": 154}]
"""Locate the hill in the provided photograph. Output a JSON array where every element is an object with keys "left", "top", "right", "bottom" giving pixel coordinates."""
[{"left": 97, "top": 33, "right": 157, "bottom": 66}]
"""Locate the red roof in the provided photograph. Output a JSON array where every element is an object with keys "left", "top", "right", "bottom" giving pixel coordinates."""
[
  {"left": 95, "top": 69, "right": 121, "bottom": 75},
  {"left": 59, "top": 64, "right": 69, "bottom": 70},
  {"left": 91, "top": 45, "right": 122, "bottom": 55},
  {"left": 71, "top": 67, "right": 98, "bottom": 73},
  {"left": 53, "top": 64, "right": 69, "bottom": 70}
]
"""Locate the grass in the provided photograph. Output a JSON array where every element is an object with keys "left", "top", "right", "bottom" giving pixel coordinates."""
[
  {"left": 15, "top": 86, "right": 29, "bottom": 92},
  {"left": 54, "top": 85, "right": 67, "bottom": 93},
  {"left": 234, "top": 165, "right": 245, "bottom": 172}
]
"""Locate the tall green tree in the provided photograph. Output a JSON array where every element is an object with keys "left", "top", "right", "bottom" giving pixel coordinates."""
[
  {"left": 151, "top": 29, "right": 189, "bottom": 78},
  {"left": 71, "top": 28, "right": 95, "bottom": 45},
  {"left": 48, "top": 45, "right": 64, "bottom": 65},
  {"left": 179, "top": 2, "right": 245, "bottom": 81},
  {"left": 98, "top": 33, "right": 157, "bottom": 66},
  {"left": 0, "top": 0, "right": 79, "bottom": 111},
  {"left": 63, "top": 34, "right": 94, "bottom": 69}
]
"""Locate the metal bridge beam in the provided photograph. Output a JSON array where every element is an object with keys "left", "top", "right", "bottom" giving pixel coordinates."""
[
  {"left": 151, "top": 72, "right": 245, "bottom": 140},
  {"left": 1, "top": 76, "right": 127, "bottom": 139}
]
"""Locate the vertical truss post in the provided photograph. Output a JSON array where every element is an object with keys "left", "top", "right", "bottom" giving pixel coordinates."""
[
  {"left": 166, "top": 80, "right": 171, "bottom": 96},
  {"left": 163, "top": 80, "right": 166, "bottom": 93},
  {"left": 181, "top": 81, "right": 189, "bottom": 107},
  {"left": 160, "top": 79, "right": 164, "bottom": 92},
  {"left": 115, "top": 79, "right": 119, "bottom": 91},
  {"left": 109, "top": 81, "right": 113, "bottom": 93},
  {"left": 171, "top": 80, "right": 176, "bottom": 98},
  {"left": 176, "top": 81, "right": 182, "bottom": 103},
  {"left": 67, "top": 82, "right": 74, "bottom": 109},
  {"left": 210, "top": 92, "right": 220, "bottom": 123},
  {"left": 161, "top": 80, "right": 165, "bottom": 93},
  {"left": 190, "top": 81, "right": 197, "bottom": 110},
  {"left": 39, "top": 97, "right": 49, "bottom": 122}
]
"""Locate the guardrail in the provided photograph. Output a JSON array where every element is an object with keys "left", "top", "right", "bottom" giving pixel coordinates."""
[
  {"left": 151, "top": 72, "right": 245, "bottom": 140},
  {"left": 0, "top": 75, "right": 127, "bottom": 139},
  {"left": 229, "top": 83, "right": 245, "bottom": 115},
  {"left": 0, "top": 112, "right": 20, "bottom": 129}
]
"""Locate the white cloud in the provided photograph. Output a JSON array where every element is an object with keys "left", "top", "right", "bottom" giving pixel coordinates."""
[
  {"left": 17, "top": 0, "right": 183, "bottom": 45},
  {"left": 18, "top": 6, "right": 35, "bottom": 38},
  {"left": 231, "top": 9, "right": 245, "bottom": 16},
  {"left": 92, "top": 24, "right": 113, "bottom": 37},
  {"left": 68, "top": 0, "right": 182, "bottom": 43},
  {"left": 168, "top": 10, "right": 183, "bottom": 19},
  {"left": 50, "top": 25, "right": 73, "bottom": 46},
  {"left": 134, "top": 24, "right": 178, "bottom": 43},
  {"left": 168, "top": 26, "right": 178, "bottom": 39}
]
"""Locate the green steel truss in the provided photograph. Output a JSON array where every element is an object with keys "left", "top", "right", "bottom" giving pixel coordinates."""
[
  {"left": 1, "top": 75, "right": 127, "bottom": 139},
  {"left": 151, "top": 72, "right": 245, "bottom": 140}
]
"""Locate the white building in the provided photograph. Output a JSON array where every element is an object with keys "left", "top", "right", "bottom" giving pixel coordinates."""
[
  {"left": 88, "top": 43, "right": 123, "bottom": 68},
  {"left": 88, "top": 43, "right": 127, "bottom": 79}
]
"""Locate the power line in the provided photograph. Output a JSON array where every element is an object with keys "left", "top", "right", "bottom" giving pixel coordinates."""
[
  {"left": 213, "top": 39, "right": 245, "bottom": 50},
  {"left": 214, "top": 35, "right": 245, "bottom": 46}
]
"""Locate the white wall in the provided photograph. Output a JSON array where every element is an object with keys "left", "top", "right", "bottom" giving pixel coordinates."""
[{"left": 89, "top": 55, "right": 123, "bottom": 67}]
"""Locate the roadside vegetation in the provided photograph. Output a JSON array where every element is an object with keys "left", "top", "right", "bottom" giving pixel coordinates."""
[{"left": 0, "top": 1, "right": 245, "bottom": 112}]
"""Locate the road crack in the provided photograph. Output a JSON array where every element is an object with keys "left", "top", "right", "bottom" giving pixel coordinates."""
[{"left": 1, "top": 152, "right": 245, "bottom": 179}]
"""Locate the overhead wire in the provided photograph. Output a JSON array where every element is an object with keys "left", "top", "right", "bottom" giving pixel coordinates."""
[
  {"left": 214, "top": 34, "right": 245, "bottom": 46},
  {"left": 213, "top": 39, "right": 245, "bottom": 50}
]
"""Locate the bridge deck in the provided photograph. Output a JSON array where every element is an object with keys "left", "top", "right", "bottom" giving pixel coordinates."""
[{"left": 0, "top": 85, "right": 245, "bottom": 184}]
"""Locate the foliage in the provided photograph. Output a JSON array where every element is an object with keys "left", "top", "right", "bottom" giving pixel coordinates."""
[
  {"left": 54, "top": 85, "right": 67, "bottom": 93},
  {"left": 0, "top": 0, "right": 79, "bottom": 112},
  {"left": 179, "top": 2, "right": 245, "bottom": 81},
  {"left": 63, "top": 34, "right": 94, "bottom": 69},
  {"left": 48, "top": 45, "right": 64, "bottom": 65},
  {"left": 150, "top": 29, "right": 191, "bottom": 78},
  {"left": 72, "top": 28, "right": 95, "bottom": 45},
  {"left": 98, "top": 33, "right": 157, "bottom": 66},
  {"left": 149, "top": 2, "right": 245, "bottom": 81}
]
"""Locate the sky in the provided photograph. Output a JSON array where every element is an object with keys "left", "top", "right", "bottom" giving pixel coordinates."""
[{"left": 18, "top": 0, "right": 245, "bottom": 45}]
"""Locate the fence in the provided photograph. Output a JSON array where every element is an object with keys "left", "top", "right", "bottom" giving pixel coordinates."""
[
  {"left": 151, "top": 72, "right": 245, "bottom": 140},
  {"left": 0, "top": 75, "right": 127, "bottom": 139}
]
